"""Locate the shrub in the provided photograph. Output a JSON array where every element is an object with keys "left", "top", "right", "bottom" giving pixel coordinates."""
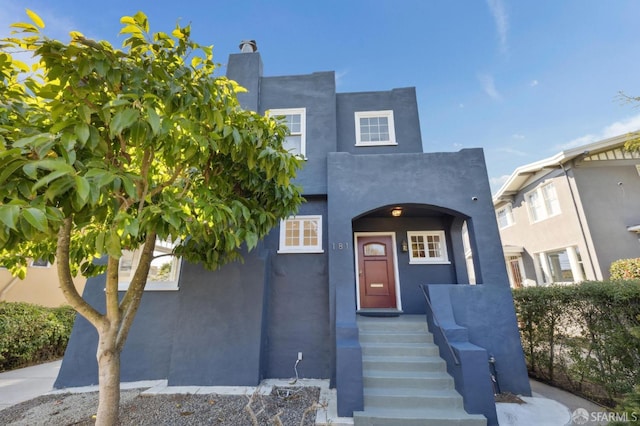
[
  {"left": 610, "top": 258, "right": 640, "bottom": 280},
  {"left": 513, "top": 281, "right": 640, "bottom": 407},
  {"left": 0, "top": 302, "right": 76, "bottom": 371}
]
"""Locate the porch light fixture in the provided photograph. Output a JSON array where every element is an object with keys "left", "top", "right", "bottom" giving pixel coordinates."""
[
  {"left": 401, "top": 239, "right": 408, "bottom": 252},
  {"left": 391, "top": 207, "right": 403, "bottom": 217}
]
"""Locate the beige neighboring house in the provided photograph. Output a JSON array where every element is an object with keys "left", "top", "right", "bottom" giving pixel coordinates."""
[
  {"left": 0, "top": 260, "right": 86, "bottom": 307},
  {"left": 493, "top": 133, "right": 640, "bottom": 287}
]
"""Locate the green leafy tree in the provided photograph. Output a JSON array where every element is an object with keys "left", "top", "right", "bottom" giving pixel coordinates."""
[{"left": 0, "top": 11, "right": 303, "bottom": 425}]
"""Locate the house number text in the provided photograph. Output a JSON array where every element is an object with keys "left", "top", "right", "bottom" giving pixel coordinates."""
[{"left": 332, "top": 242, "right": 350, "bottom": 250}]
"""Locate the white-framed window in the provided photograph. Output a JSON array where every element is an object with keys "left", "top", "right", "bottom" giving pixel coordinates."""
[
  {"left": 407, "top": 231, "right": 450, "bottom": 264},
  {"left": 536, "top": 246, "right": 585, "bottom": 285},
  {"left": 355, "top": 110, "right": 397, "bottom": 146},
  {"left": 30, "top": 259, "right": 50, "bottom": 268},
  {"left": 278, "top": 215, "right": 323, "bottom": 253},
  {"left": 269, "top": 108, "right": 306, "bottom": 158},
  {"left": 527, "top": 182, "right": 560, "bottom": 222},
  {"left": 496, "top": 204, "right": 514, "bottom": 229},
  {"left": 118, "top": 238, "right": 181, "bottom": 291}
]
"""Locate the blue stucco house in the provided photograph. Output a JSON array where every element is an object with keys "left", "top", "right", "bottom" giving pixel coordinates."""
[{"left": 56, "top": 43, "right": 530, "bottom": 425}]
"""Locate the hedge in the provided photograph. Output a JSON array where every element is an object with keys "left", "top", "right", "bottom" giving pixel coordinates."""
[
  {"left": 610, "top": 258, "right": 640, "bottom": 280},
  {"left": 0, "top": 302, "right": 76, "bottom": 371},
  {"left": 512, "top": 281, "right": 640, "bottom": 407}
]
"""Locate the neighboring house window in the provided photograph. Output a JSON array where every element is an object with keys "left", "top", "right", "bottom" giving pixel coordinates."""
[
  {"left": 527, "top": 182, "right": 560, "bottom": 222},
  {"left": 537, "top": 246, "right": 585, "bottom": 284},
  {"left": 118, "top": 238, "right": 181, "bottom": 291},
  {"left": 355, "top": 110, "right": 397, "bottom": 146},
  {"left": 31, "top": 259, "right": 50, "bottom": 267},
  {"left": 496, "top": 204, "right": 514, "bottom": 229},
  {"left": 270, "top": 108, "right": 306, "bottom": 158},
  {"left": 278, "top": 215, "right": 323, "bottom": 253},
  {"left": 407, "top": 231, "right": 449, "bottom": 264}
]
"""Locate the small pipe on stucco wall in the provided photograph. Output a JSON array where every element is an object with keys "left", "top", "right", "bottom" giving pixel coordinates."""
[{"left": 0, "top": 276, "right": 20, "bottom": 301}]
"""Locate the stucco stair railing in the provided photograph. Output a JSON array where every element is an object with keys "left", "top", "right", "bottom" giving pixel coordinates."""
[{"left": 353, "top": 315, "right": 486, "bottom": 426}]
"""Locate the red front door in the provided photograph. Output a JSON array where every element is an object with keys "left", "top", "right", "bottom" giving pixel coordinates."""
[{"left": 357, "top": 235, "right": 397, "bottom": 309}]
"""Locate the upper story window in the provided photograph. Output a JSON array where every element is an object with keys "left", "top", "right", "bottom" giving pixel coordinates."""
[
  {"left": 496, "top": 204, "right": 514, "bottom": 229},
  {"left": 30, "top": 259, "right": 50, "bottom": 267},
  {"left": 355, "top": 110, "right": 397, "bottom": 146},
  {"left": 407, "top": 231, "right": 449, "bottom": 264},
  {"left": 118, "top": 238, "right": 181, "bottom": 291},
  {"left": 278, "top": 215, "right": 323, "bottom": 254},
  {"left": 270, "top": 108, "right": 306, "bottom": 158},
  {"left": 527, "top": 182, "right": 560, "bottom": 223}
]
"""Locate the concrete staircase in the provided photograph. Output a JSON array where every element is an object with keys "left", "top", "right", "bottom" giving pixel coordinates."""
[{"left": 354, "top": 315, "right": 486, "bottom": 426}]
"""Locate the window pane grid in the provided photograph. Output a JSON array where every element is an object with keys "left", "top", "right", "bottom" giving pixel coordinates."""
[
  {"left": 359, "top": 116, "right": 389, "bottom": 142},
  {"left": 408, "top": 231, "right": 448, "bottom": 263},
  {"left": 279, "top": 216, "right": 322, "bottom": 253},
  {"left": 528, "top": 183, "right": 561, "bottom": 222},
  {"left": 355, "top": 111, "right": 395, "bottom": 145}
]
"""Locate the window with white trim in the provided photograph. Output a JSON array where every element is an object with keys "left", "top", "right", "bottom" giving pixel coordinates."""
[
  {"left": 118, "top": 238, "right": 181, "bottom": 291},
  {"left": 355, "top": 110, "right": 396, "bottom": 146},
  {"left": 30, "top": 259, "right": 50, "bottom": 267},
  {"left": 527, "top": 182, "right": 560, "bottom": 222},
  {"left": 407, "top": 231, "right": 449, "bottom": 264},
  {"left": 536, "top": 246, "right": 585, "bottom": 284},
  {"left": 496, "top": 204, "right": 514, "bottom": 229},
  {"left": 270, "top": 108, "right": 306, "bottom": 158},
  {"left": 278, "top": 215, "right": 323, "bottom": 253}
]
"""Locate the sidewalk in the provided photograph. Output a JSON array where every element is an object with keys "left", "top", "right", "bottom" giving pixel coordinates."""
[
  {"left": 0, "top": 360, "right": 62, "bottom": 411},
  {"left": 0, "top": 361, "right": 614, "bottom": 426}
]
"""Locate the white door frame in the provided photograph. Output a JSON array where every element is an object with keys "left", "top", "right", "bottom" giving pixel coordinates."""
[{"left": 354, "top": 232, "right": 402, "bottom": 311}]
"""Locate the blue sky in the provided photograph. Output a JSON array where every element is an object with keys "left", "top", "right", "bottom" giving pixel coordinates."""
[{"left": 3, "top": 0, "right": 640, "bottom": 192}]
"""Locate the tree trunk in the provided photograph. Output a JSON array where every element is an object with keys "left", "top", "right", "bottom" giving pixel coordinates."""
[{"left": 95, "top": 326, "right": 121, "bottom": 426}]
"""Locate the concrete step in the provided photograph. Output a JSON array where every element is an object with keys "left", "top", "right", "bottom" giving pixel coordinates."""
[
  {"left": 364, "top": 387, "right": 463, "bottom": 410},
  {"left": 358, "top": 331, "right": 434, "bottom": 344},
  {"left": 363, "top": 370, "right": 454, "bottom": 389},
  {"left": 362, "top": 355, "right": 446, "bottom": 373},
  {"left": 357, "top": 316, "right": 429, "bottom": 333},
  {"left": 353, "top": 407, "right": 487, "bottom": 426},
  {"left": 360, "top": 341, "right": 440, "bottom": 357},
  {"left": 355, "top": 315, "right": 486, "bottom": 426}
]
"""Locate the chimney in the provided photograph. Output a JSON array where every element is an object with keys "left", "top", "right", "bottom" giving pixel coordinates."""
[{"left": 226, "top": 40, "right": 263, "bottom": 111}]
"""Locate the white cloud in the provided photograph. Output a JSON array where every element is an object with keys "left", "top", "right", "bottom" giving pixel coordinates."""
[
  {"left": 553, "top": 134, "right": 597, "bottom": 151},
  {"left": 478, "top": 73, "right": 502, "bottom": 100},
  {"left": 459, "top": 103, "right": 465, "bottom": 108},
  {"left": 490, "top": 174, "right": 510, "bottom": 191},
  {"left": 601, "top": 114, "right": 640, "bottom": 138},
  {"left": 497, "top": 147, "right": 528, "bottom": 157},
  {"left": 530, "top": 80, "right": 539, "bottom": 87},
  {"left": 486, "top": 0, "right": 508, "bottom": 54},
  {"left": 335, "top": 70, "right": 349, "bottom": 89},
  {"left": 512, "top": 134, "right": 525, "bottom": 139},
  {"left": 553, "top": 113, "right": 640, "bottom": 151}
]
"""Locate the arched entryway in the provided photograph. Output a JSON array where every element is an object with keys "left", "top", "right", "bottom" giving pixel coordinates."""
[{"left": 352, "top": 203, "right": 477, "bottom": 314}]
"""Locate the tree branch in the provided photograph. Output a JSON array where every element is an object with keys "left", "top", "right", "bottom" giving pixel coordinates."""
[
  {"left": 104, "top": 253, "right": 120, "bottom": 331},
  {"left": 116, "top": 230, "right": 156, "bottom": 351},
  {"left": 56, "top": 217, "right": 103, "bottom": 327}
]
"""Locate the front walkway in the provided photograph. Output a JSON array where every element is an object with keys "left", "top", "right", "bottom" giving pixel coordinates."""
[{"left": 0, "top": 360, "right": 612, "bottom": 425}]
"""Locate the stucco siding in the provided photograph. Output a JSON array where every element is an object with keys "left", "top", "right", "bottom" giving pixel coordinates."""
[
  {"left": 572, "top": 162, "right": 640, "bottom": 279},
  {"left": 260, "top": 73, "right": 336, "bottom": 195},
  {"left": 336, "top": 88, "right": 423, "bottom": 154}
]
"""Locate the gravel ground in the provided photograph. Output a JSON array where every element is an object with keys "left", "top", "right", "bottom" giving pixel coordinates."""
[{"left": 0, "top": 386, "right": 321, "bottom": 425}]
